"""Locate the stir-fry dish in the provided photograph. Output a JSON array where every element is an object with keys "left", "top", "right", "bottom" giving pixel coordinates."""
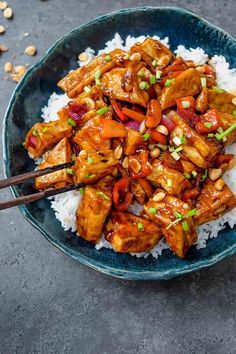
[{"left": 23, "top": 37, "right": 236, "bottom": 259}]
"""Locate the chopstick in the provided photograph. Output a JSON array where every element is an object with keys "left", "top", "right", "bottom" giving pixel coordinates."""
[
  {"left": 0, "top": 183, "right": 84, "bottom": 210},
  {"left": 0, "top": 161, "right": 74, "bottom": 189},
  {"left": 0, "top": 161, "right": 84, "bottom": 210}
]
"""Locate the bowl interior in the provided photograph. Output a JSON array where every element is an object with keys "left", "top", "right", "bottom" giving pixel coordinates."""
[{"left": 3, "top": 6, "right": 236, "bottom": 279}]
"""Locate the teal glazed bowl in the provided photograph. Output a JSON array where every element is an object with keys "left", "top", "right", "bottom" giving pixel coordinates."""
[{"left": 3, "top": 7, "right": 236, "bottom": 280}]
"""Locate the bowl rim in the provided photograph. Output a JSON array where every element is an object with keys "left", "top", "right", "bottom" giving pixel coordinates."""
[{"left": 2, "top": 6, "right": 236, "bottom": 280}]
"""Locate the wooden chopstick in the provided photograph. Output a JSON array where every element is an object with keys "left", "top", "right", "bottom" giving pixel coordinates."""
[
  {"left": 0, "top": 183, "right": 84, "bottom": 210},
  {"left": 0, "top": 161, "right": 74, "bottom": 189}
]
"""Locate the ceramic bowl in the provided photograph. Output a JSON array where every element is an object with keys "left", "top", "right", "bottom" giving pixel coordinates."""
[{"left": 3, "top": 6, "right": 236, "bottom": 280}]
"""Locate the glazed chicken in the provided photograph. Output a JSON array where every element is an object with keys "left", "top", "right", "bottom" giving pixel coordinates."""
[{"left": 24, "top": 36, "right": 236, "bottom": 259}]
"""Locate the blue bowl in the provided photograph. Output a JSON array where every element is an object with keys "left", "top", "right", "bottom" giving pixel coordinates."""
[{"left": 3, "top": 7, "right": 236, "bottom": 280}]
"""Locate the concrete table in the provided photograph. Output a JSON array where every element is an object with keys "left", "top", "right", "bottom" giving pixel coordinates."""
[{"left": 0, "top": 1, "right": 235, "bottom": 353}]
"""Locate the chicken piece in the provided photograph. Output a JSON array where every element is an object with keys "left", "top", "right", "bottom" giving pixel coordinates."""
[
  {"left": 195, "top": 179, "right": 236, "bottom": 225},
  {"left": 160, "top": 68, "right": 202, "bottom": 110},
  {"left": 144, "top": 193, "right": 197, "bottom": 258},
  {"left": 76, "top": 186, "right": 112, "bottom": 243},
  {"left": 105, "top": 211, "right": 162, "bottom": 253},
  {"left": 25, "top": 120, "right": 73, "bottom": 158},
  {"left": 35, "top": 138, "right": 72, "bottom": 190},
  {"left": 95, "top": 175, "right": 116, "bottom": 193},
  {"left": 168, "top": 110, "right": 221, "bottom": 168},
  {"left": 101, "top": 67, "right": 149, "bottom": 107},
  {"left": 58, "top": 49, "right": 125, "bottom": 98},
  {"left": 130, "top": 178, "right": 154, "bottom": 205},
  {"left": 207, "top": 89, "right": 236, "bottom": 114},
  {"left": 73, "top": 150, "right": 118, "bottom": 184},
  {"left": 130, "top": 37, "right": 174, "bottom": 70},
  {"left": 123, "top": 129, "right": 145, "bottom": 155},
  {"left": 73, "top": 116, "right": 111, "bottom": 152},
  {"left": 147, "top": 160, "right": 188, "bottom": 195},
  {"left": 218, "top": 112, "right": 236, "bottom": 145}
]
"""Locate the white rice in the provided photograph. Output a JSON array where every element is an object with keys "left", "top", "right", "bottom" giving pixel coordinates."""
[{"left": 41, "top": 34, "right": 236, "bottom": 258}]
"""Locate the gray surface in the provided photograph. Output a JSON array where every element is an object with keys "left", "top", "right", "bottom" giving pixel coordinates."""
[{"left": 0, "top": 0, "right": 236, "bottom": 353}]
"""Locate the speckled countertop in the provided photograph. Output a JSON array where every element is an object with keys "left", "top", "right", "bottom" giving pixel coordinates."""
[{"left": 0, "top": 1, "right": 235, "bottom": 353}]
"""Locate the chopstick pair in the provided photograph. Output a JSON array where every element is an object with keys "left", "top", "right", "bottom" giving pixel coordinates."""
[{"left": 0, "top": 162, "right": 84, "bottom": 210}]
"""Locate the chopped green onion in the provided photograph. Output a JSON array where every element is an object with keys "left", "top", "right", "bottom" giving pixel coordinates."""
[
  {"left": 84, "top": 85, "right": 92, "bottom": 93},
  {"left": 173, "top": 136, "right": 182, "bottom": 146},
  {"left": 88, "top": 157, "right": 93, "bottom": 164},
  {"left": 152, "top": 59, "right": 157, "bottom": 67},
  {"left": 139, "top": 81, "right": 150, "bottom": 90},
  {"left": 84, "top": 173, "right": 96, "bottom": 179},
  {"left": 79, "top": 187, "right": 84, "bottom": 195},
  {"left": 169, "top": 146, "right": 175, "bottom": 152},
  {"left": 97, "top": 191, "right": 110, "bottom": 200},
  {"left": 171, "top": 151, "right": 180, "bottom": 160},
  {"left": 200, "top": 169, "right": 208, "bottom": 181},
  {"left": 166, "top": 217, "right": 182, "bottom": 230},
  {"left": 212, "top": 86, "right": 224, "bottom": 94},
  {"left": 233, "top": 111, "right": 236, "bottom": 118},
  {"left": 105, "top": 54, "right": 112, "bottom": 62},
  {"left": 180, "top": 135, "right": 186, "bottom": 144},
  {"left": 97, "top": 106, "right": 109, "bottom": 115},
  {"left": 137, "top": 222, "right": 144, "bottom": 231},
  {"left": 208, "top": 133, "right": 214, "bottom": 137},
  {"left": 157, "top": 144, "right": 168, "bottom": 151},
  {"left": 67, "top": 118, "right": 76, "bottom": 127},
  {"left": 182, "top": 220, "right": 189, "bottom": 232},
  {"left": 32, "top": 130, "right": 39, "bottom": 136},
  {"left": 188, "top": 208, "right": 197, "bottom": 217},
  {"left": 94, "top": 70, "right": 101, "bottom": 80},
  {"left": 156, "top": 70, "right": 162, "bottom": 79},
  {"left": 181, "top": 100, "right": 190, "bottom": 109},
  {"left": 66, "top": 168, "right": 74, "bottom": 175},
  {"left": 175, "top": 146, "right": 183, "bottom": 153},
  {"left": 95, "top": 78, "right": 101, "bottom": 85},
  {"left": 42, "top": 127, "right": 48, "bottom": 133},
  {"left": 123, "top": 54, "right": 130, "bottom": 60},
  {"left": 137, "top": 70, "right": 145, "bottom": 77},
  {"left": 165, "top": 78, "right": 175, "bottom": 87},
  {"left": 148, "top": 207, "right": 157, "bottom": 215},
  {"left": 143, "top": 133, "right": 150, "bottom": 141},
  {"left": 150, "top": 75, "right": 156, "bottom": 85},
  {"left": 71, "top": 153, "right": 76, "bottom": 161},
  {"left": 22, "top": 141, "right": 26, "bottom": 147},
  {"left": 192, "top": 170, "right": 198, "bottom": 178},
  {"left": 167, "top": 178, "right": 172, "bottom": 187},
  {"left": 204, "top": 122, "right": 213, "bottom": 129},
  {"left": 174, "top": 211, "right": 183, "bottom": 219},
  {"left": 215, "top": 124, "right": 236, "bottom": 140},
  {"left": 183, "top": 172, "right": 190, "bottom": 179},
  {"left": 201, "top": 77, "right": 207, "bottom": 88}
]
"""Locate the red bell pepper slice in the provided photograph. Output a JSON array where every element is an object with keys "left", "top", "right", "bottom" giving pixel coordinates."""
[
  {"left": 149, "top": 130, "right": 167, "bottom": 145},
  {"left": 111, "top": 99, "right": 128, "bottom": 121},
  {"left": 113, "top": 177, "right": 133, "bottom": 211},
  {"left": 146, "top": 99, "right": 162, "bottom": 128},
  {"left": 195, "top": 108, "right": 220, "bottom": 133},
  {"left": 122, "top": 107, "right": 146, "bottom": 123},
  {"left": 215, "top": 154, "right": 234, "bottom": 167}
]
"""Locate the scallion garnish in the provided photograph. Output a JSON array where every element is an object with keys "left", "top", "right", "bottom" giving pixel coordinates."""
[
  {"left": 42, "top": 127, "right": 48, "bottom": 133},
  {"left": 233, "top": 111, "right": 236, "bottom": 118},
  {"left": 156, "top": 70, "right": 162, "bottom": 79},
  {"left": 105, "top": 54, "right": 112, "bottom": 62},
  {"left": 200, "top": 77, "right": 207, "bottom": 88},
  {"left": 167, "top": 179, "right": 172, "bottom": 187},
  {"left": 181, "top": 100, "right": 190, "bottom": 109},
  {"left": 84, "top": 173, "right": 96, "bottom": 179},
  {"left": 123, "top": 54, "right": 130, "bottom": 60},
  {"left": 143, "top": 133, "right": 150, "bottom": 141},
  {"left": 182, "top": 220, "right": 189, "bottom": 231},
  {"left": 71, "top": 154, "right": 76, "bottom": 161},
  {"left": 192, "top": 170, "right": 198, "bottom": 178},
  {"left": 32, "top": 130, "right": 39, "bottom": 136},
  {"left": 88, "top": 157, "right": 93, "bottom": 164},
  {"left": 79, "top": 187, "right": 85, "bottom": 195},
  {"left": 188, "top": 208, "right": 197, "bottom": 217},
  {"left": 200, "top": 169, "right": 208, "bottom": 181},
  {"left": 165, "top": 78, "right": 175, "bottom": 87},
  {"left": 97, "top": 107, "right": 109, "bottom": 115},
  {"left": 66, "top": 168, "right": 74, "bottom": 175},
  {"left": 84, "top": 85, "right": 92, "bottom": 93},
  {"left": 204, "top": 122, "right": 213, "bottom": 129},
  {"left": 174, "top": 211, "right": 183, "bottom": 219},
  {"left": 166, "top": 217, "right": 182, "bottom": 230},
  {"left": 208, "top": 133, "right": 214, "bottom": 137},
  {"left": 183, "top": 172, "right": 190, "bottom": 179},
  {"left": 180, "top": 135, "right": 186, "bottom": 144},
  {"left": 212, "top": 86, "right": 224, "bottom": 94},
  {"left": 150, "top": 75, "right": 156, "bottom": 85},
  {"left": 137, "top": 222, "right": 144, "bottom": 231},
  {"left": 67, "top": 118, "right": 76, "bottom": 127},
  {"left": 148, "top": 207, "right": 157, "bottom": 215},
  {"left": 175, "top": 146, "right": 183, "bottom": 153},
  {"left": 97, "top": 191, "right": 110, "bottom": 200},
  {"left": 215, "top": 124, "right": 236, "bottom": 140},
  {"left": 94, "top": 70, "right": 101, "bottom": 80},
  {"left": 171, "top": 151, "right": 180, "bottom": 160},
  {"left": 152, "top": 59, "right": 157, "bottom": 67},
  {"left": 139, "top": 81, "right": 150, "bottom": 90}
]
